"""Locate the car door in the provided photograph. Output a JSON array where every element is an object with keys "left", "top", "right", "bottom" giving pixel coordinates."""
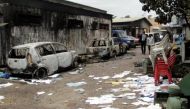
[
  {"left": 52, "top": 43, "right": 73, "bottom": 68},
  {"left": 36, "top": 44, "right": 59, "bottom": 74}
]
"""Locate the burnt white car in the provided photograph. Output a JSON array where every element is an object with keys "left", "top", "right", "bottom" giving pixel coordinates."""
[
  {"left": 86, "top": 38, "right": 120, "bottom": 58},
  {"left": 7, "top": 42, "right": 78, "bottom": 78}
]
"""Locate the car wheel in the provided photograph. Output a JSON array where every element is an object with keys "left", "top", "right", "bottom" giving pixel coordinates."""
[{"left": 35, "top": 68, "right": 48, "bottom": 79}]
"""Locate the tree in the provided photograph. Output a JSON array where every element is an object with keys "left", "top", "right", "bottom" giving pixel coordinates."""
[{"left": 139, "top": 0, "right": 190, "bottom": 26}]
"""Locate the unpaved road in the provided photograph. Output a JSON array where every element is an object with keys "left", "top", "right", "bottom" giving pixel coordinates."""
[{"left": 0, "top": 47, "right": 154, "bottom": 109}]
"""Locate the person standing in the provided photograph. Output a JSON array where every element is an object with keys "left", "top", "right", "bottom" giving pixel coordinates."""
[
  {"left": 140, "top": 31, "right": 147, "bottom": 54},
  {"left": 147, "top": 34, "right": 155, "bottom": 54}
]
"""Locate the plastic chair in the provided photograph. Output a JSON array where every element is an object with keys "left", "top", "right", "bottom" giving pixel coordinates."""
[{"left": 154, "top": 54, "right": 176, "bottom": 85}]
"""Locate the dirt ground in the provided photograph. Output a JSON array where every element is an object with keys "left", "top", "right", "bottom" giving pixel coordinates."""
[{"left": 0, "top": 47, "right": 153, "bottom": 109}]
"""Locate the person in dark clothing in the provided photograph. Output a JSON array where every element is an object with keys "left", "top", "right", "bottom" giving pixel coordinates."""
[{"left": 140, "top": 31, "right": 147, "bottom": 54}]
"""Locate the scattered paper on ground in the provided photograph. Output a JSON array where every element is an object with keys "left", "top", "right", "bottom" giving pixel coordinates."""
[
  {"left": 112, "top": 71, "right": 130, "bottom": 79},
  {"left": 93, "top": 76, "right": 110, "bottom": 80},
  {"left": 66, "top": 82, "right": 87, "bottom": 88},
  {"left": 86, "top": 94, "right": 116, "bottom": 105},
  {"left": 49, "top": 74, "right": 60, "bottom": 78},
  {"left": 137, "top": 104, "right": 161, "bottom": 109},
  {"left": 0, "top": 96, "right": 5, "bottom": 101},
  {"left": 68, "top": 70, "right": 80, "bottom": 75},
  {"left": 132, "top": 100, "right": 149, "bottom": 106},
  {"left": 48, "top": 93, "right": 53, "bottom": 96},
  {"left": 37, "top": 91, "right": 45, "bottom": 95},
  {"left": 0, "top": 83, "right": 13, "bottom": 88}
]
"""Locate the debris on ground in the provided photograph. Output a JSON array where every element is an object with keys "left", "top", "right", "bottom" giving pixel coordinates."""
[
  {"left": 20, "top": 79, "right": 53, "bottom": 85},
  {"left": 86, "top": 70, "right": 162, "bottom": 108},
  {"left": 74, "top": 88, "right": 85, "bottom": 94},
  {"left": 0, "top": 96, "right": 5, "bottom": 101},
  {"left": 112, "top": 71, "right": 131, "bottom": 79},
  {"left": 0, "top": 83, "right": 13, "bottom": 88},
  {"left": 134, "top": 62, "right": 143, "bottom": 67},
  {"left": 137, "top": 104, "right": 161, "bottom": 109},
  {"left": 48, "top": 93, "right": 53, "bottom": 96},
  {"left": 86, "top": 94, "right": 116, "bottom": 105},
  {"left": 66, "top": 81, "right": 87, "bottom": 88},
  {"left": 68, "top": 70, "right": 80, "bottom": 75},
  {"left": 37, "top": 91, "right": 45, "bottom": 95},
  {"left": 93, "top": 76, "right": 110, "bottom": 80},
  {"left": 49, "top": 74, "right": 60, "bottom": 78}
]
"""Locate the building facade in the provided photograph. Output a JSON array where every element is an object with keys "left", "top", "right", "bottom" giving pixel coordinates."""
[
  {"left": 0, "top": 0, "right": 112, "bottom": 65},
  {"left": 112, "top": 17, "right": 152, "bottom": 37}
]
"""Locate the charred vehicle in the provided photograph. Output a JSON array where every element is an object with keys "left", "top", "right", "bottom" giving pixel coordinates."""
[
  {"left": 86, "top": 38, "right": 120, "bottom": 58},
  {"left": 7, "top": 42, "right": 78, "bottom": 78}
]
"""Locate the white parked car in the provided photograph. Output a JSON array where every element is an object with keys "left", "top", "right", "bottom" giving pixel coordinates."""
[{"left": 7, "top": 42, "right": 78, "bottom": 78}]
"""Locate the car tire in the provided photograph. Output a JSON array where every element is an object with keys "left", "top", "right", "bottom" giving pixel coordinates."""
[{"left": 35, "top": 68, "right": 48, "bottom": 79}]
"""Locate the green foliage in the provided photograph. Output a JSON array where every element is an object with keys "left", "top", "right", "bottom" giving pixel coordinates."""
[{"left": 139, "top": 0, "right": 190, "bottom": 25}]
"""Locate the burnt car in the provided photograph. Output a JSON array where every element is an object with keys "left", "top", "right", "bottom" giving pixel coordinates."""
[
  {"left": 7, "top": 42, "right": 78, "bottom": 78},
  {"left": 86, "top": 38, "right": 120, "bottom": 58}
]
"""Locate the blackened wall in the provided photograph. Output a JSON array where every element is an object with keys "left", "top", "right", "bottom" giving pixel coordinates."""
[{"left": 0, "top": 0, "right": 112, "bottom": 65}]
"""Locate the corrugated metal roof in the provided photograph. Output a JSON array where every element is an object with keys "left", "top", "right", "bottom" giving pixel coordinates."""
[
  {"left": 113, "top": 17, "right": 149, "bottom": 22},
  {"left": 45, "top": 0, "right": 107, "bottom": 14},
  {"left": 113, "top": 17, "right": 152, "bottom": 26}
]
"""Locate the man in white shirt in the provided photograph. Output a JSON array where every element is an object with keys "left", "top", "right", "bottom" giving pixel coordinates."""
[{"left": 147, "top": 34, "right": 155, "bottom": 54}]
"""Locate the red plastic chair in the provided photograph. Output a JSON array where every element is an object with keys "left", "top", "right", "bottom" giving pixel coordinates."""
[{"left": 154, "top": 54, "right": 176, "bottom": 85}]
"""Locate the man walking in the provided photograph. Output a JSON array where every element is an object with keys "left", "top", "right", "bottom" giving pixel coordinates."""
[{"left": 140, "top": 31, "right": 147, "bottom": 54}]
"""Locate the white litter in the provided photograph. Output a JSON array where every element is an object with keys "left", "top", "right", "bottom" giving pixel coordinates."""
[
  {"left": 0, "top": 83, "right": 13, "bottom": 88},
  {"left": 116, "top": 93, "right": 136, "bottom": 98},
  {"left": 139, "top": 97, "right": 154, "bottom": 103},
  {"left": 93, "top": 76, "right": 110, "bottom": 80},
  {"left": 74, "top": 88, "right": 85, "bottom": 94},
  {"left": 112, "top": 71, "right": 130, "bottom": 79},
  {"left": 137, "top": 104, "right": 161, "bottom": 109},
  {"left": 37, "top": 91, "right": 45, "bottom": 95},
  {"left": 49, "top": 74, "right": 60, "bottom": 78},
  {"left": 0, "top": 96, "right": 5, "bottom": 100},
  {"left": 88, "top": 75, "right": 95, "bottom": 78},
  {"left": 122, "top": 102, "right": 128, "bottom": 105},
  {"left": 98, "top": 105, "right": 118, "bottom": 109},
  {"left": 86, "top": 94, "right": 116, "bottom": 105},
  {"left": 133, "top": 73, "right": 142, "bottom": 76},
  {"left": 125, "top": 77, "right": 138, "bottom": 81},
  {"left": 127, "top": 96, "right": 136, "bottom": 99},
  {"left": 66, "top": 82, "right": 87, "bottom": 88},
  {"left": 68, "top": 70, "right": 80, "bottom": 75},
  {"left": 20, "top": 79, "right": 53, "bottom": 85},
  {"left": 132, "top": 100, "right": 149, "bottom": 106},
  {"left": 48, "top": 93, "right": 53, "bottom": 96},
  {"left": 31, "top": 79, "right": 53, "bottom": 84}
]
